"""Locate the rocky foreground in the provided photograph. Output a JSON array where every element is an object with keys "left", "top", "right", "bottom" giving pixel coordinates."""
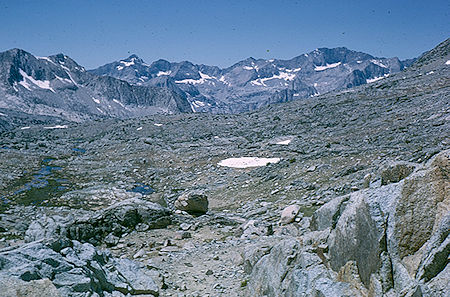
[{"left": 0, "top": 40, "right": 448, "bottom": 296}]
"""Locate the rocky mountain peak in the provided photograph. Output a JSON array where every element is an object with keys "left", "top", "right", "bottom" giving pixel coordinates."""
[{"left": 90, "top": 46, "right": 416, "bottom": 113}]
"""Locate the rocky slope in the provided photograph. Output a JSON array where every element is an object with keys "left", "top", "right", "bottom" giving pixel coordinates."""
[
  {"left": 0, "top": 49, "right": 192, "bottom": 131},
  {"left": 91, "top": 47, "right": 414, "bottom": 113},
  {"left": 0, "top": 39, "right": 448, "bottom": 296}
]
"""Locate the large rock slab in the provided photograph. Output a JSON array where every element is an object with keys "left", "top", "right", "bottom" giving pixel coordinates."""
[
  {"left": 310, "top": 195, "right": 349, "bottom": 231},
  {"left": 246, "top": 238, "right": 301, "bottom": 296},
  {"left": 280, "top": 205, "right": 301, "bottom": 225},
  {"left": 328, "top": 191, "right": 383, "bottom": 287},
  {"left": 66, "top": 198, "right": 171, "bottom": 245},
  {"left": 394, "top": 151, "right": 449, "bottom": 259}
]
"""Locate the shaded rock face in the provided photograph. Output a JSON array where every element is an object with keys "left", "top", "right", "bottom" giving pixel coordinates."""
[
  {"left": 174, "top": 191, "right": 209, "bottom": 215},
  {"left": 328, "top": 193, "right": 382, "bottom": 287},
  {"left": 416, "top": 214, "right": 450, "bottom": 282},
  {"left": 245, "top": 150, "right": 449, "bottom": 297},
  {"left": 394, "top": 154, "right": 448, "bottom": 258}
]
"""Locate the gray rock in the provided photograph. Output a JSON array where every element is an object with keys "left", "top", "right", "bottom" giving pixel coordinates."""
[
  {"left": 380, "top": 161, "right": 416, "bottom": 185},
  {"left": 0, "top": 275, "right": 62, "bottom": 297},
  {"left": 67, "top": 198, "right": 171, "bottom": 245},
  {"left": 0, "top": 239, "right": 161, "bottom": 296},
  {"left": 310, "top": 195, "right": 349, "bottom": 231},
  {"left": 24, "top": 214, "right": 70, "bottom": 243},
  {"left": 328, "top": 191, "right": 383, "bottom": 287},
  {"left": 247, "top": 238, "right": 300, "bottom": 296},
  {"left": 174, "top": 190, "right": 209, "bottom": 215},
  {"left": 104, "top": 233, "right": 120, "bottom": 247},
  {"left": 280, "top": 205, "right": 301, "bottom": 225},
  {"left": 243, "top": 242, "right": 274, "bottom": 274}
]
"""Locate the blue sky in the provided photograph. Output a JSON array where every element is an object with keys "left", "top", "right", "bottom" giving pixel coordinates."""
[{"left": 0, "top": 0, "right": 448, "bottom": 69}]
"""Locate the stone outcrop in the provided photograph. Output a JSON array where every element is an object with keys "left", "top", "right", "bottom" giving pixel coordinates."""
[
  {"left": 0, "top": 276, "right": 62, "bottom": 297},
  {"left": 0, "top": 240, "right": 162, "bottom": 297},
  {"left": 174, "top": 190, "right": 209, "bottom": 215},
  {"left": 245, "top": 150, "right": 449, "bottom": 296},
  {"left": 66, "top": 198, "right": 171, "bottom": 245}
]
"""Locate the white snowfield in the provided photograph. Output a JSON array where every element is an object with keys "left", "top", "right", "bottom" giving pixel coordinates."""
[
  {"left": 370, "top": 59, "right": 388, "bottom": 68},
  {"left": 218, "top": 157, "right": 280, "bottom": 168},
  {"left": 314, "top": 62, "right": 341, "bottom": 71},
  {"left": 175, "top": 72, "right": 216, "bottom": 85},
  {"left": 366, "top": 74, "right": 389, "bottom": 84},
  {"left": 157, "top": 70, "right": 171, "bottom": 76},
  {"left": 43, "top": 125, "right": 68, "bottom": 129},
  {"left": 250, "top": 71, "right": 296, "bottom": 87},
  {"left": 19, "top": 69, "right": 55, "bottom": 93},
  {"left": 276, "top": 139, "right": 292, "bottom": 145}
]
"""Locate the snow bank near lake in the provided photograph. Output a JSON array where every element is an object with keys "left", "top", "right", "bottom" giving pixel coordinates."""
[{"left": 218, "top": 157, "right": 280, "bottom": 168}]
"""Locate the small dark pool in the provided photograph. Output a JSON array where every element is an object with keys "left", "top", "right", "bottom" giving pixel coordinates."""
[
  {"left": 72, "top": 148, "right": 86, "bottom": 153},
  {"left": 129, "top": 183, "right": 154, "bottom": 195}
]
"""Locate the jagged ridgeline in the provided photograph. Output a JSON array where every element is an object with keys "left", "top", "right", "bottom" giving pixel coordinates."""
[
  {"left": 0, "top": 49, "right": 192, "bottom": 130},
  {"left": 0, "top": 45, "right": 415, "bottom": 131},
  {"left": 0, "top": 39, "right": 448, "bottom": 296},
  {"left": 90, "top": 47, "right": 414, "bottom": 113}
]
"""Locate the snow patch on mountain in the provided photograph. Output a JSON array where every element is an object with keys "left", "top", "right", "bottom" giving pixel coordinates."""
[
  {"left": 285, "top": 67, "right": 302, "bottom": 73},
  {"left": 219, "top": 76, "right": 231, "bottom": 86},
  {"left": 157, "top": 71, "right": 172, "bottom": 76},
  {"left": 37, "top": 56, "right": 55, "bottom": 65},
  {"left": 371, "top": 59, "right": 388, "bottom": 68},
  {"left": 276, "top": 139, "right": 292, "bottom": 145},
  {"left": 366, "top": 74, "right": 389, "bottom": 83},
  {"left": 250, "top": 71, "right": 296, "bottom": 86},
  {"left": 44, "top": 125, "right": 68, "bottom": 129},
  {"left": 18, "top": 69, "right": 55, "bottom": 92},
  {"left": 176, "top": 72, "right": 216, "bottom": 85},
  {"left": 113, "top": 99, "right": 125, "bottom": 108},
  {"left": 314, "top": 62, "right": 341, "bottom": 71},
  {"left": 120, "top": 60, "right": 135, "bottom": 67}
]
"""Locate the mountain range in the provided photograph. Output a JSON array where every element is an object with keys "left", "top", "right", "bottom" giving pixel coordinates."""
[
  {"left": 0, "top": 49, "right": 192, "bottom": 131},
  {"left": 0, "top": 46, "right": 416, "bottom": 130},
  {"left": 90, "top": 47, "right": 415, "bottom": 113}
]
